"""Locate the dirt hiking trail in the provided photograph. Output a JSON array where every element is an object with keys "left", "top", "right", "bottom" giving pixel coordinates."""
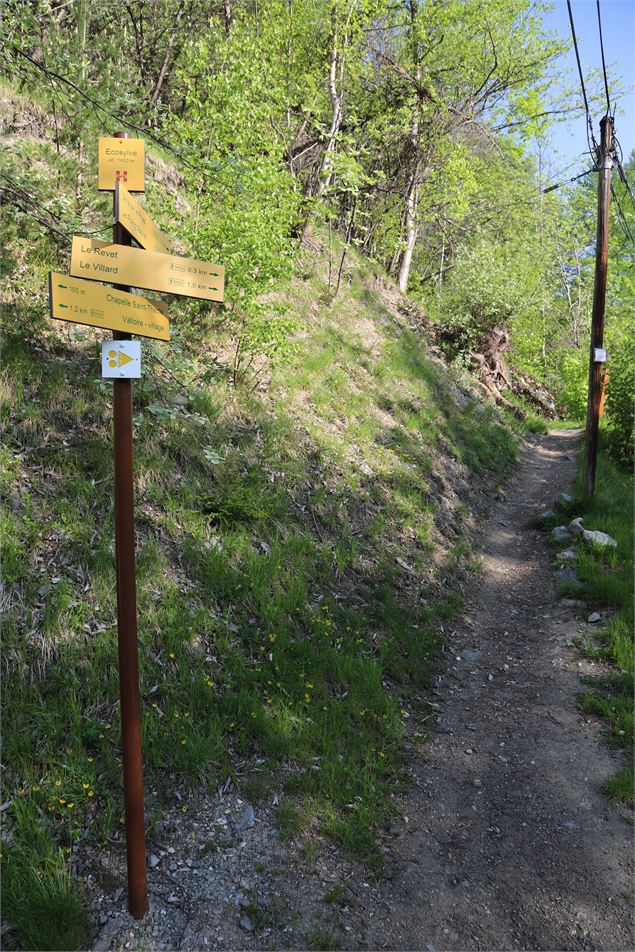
[
  {"left": 359, "top": 428, "right": 633, "bottom": 951},
  {"left": 88, "top": 429, "right": 633, "bottom": 952}
]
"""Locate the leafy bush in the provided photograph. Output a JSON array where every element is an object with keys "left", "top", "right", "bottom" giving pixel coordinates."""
[
  {"left": 436, "top": 236, "right": 546, "bottom": 359},
  {"left": 605, "top": 320, "right": 634, "bottom": 463},
  {"left": 556, "top": 348, "right": 589, "bottom": 419}
]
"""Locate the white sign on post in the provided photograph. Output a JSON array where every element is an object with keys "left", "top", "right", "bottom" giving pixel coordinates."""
[
  {"left": 102, "top": 340, "right": 142, "bottom": 378},
  {"left": 593, "top": 348, "right": 607, "bottom": 363}
]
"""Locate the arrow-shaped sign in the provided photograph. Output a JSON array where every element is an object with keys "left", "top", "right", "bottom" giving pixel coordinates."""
[
  {"left": 49, "top": 272, "right": 170, "bottom": 340},
  {"left": 115, "top": 182, "right": 170, "bottom": 254},
  {"left": 70, "top": 238, "right": 224, "bottom": 303}
]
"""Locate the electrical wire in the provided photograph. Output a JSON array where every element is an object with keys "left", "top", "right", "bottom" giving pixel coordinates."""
[
  {"left": 611, "top": 183, "right": 635, "bottom": 247},
  {"left": 5, "top": 43, "right": 226, "bottom": 179},
  {"left": 566, "top": 0, "right": 600, "bottom": 162},
  {"left": 591, "top": 5, "right": 635, "bottom": 217},
  {"left": 542, "top": 167, "right": 595, "bottom": 194},
  {"left": 596, "top": 0, "right": 612, "bottom": 113},
  {"left": 612, "top": 136, "right": 635, "bottom": 213}
]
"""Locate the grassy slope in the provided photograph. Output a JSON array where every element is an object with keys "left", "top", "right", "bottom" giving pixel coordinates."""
[{"left": 1, "top": 91, "right": 521, "bottom": 948}]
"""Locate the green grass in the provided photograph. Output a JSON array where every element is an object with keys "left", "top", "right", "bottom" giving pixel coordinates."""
[
  {"left": 306, "top": 927, "right": 339, "bottom": 950},
  {"left": 573, "top": 437, "right": 634, "bottom": 804},
  {"left": 1, "top": 800, "right": 90, "bottom": 951},
  {"left": 1, "top": 240, "right": 521, "bottom": 948}
]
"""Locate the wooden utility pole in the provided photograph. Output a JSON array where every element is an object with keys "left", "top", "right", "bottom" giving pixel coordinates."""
[{"left": 583, "top": 114, "right": 613, "bottom": 496}]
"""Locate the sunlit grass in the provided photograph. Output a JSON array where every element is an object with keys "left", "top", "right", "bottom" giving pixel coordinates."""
[
  {"left": 574, "top": 436, "right": 634, "bottom": 804},
  {"left": 1, "top": 250, "right": 523, "bottom": 948}
]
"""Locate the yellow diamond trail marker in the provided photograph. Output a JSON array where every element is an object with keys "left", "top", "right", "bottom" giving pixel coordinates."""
[
  {"left": 115, "top": 181, "right": 170, "bottom": 254},
  {"left": 70, "top": 237, "right": 225, "bottom": 303},
  {"left": 98, "top": 136, "right": 145, "bottom": 192},
  {"left": 49, "top": 272, "right": 170, "bottom": 340}
]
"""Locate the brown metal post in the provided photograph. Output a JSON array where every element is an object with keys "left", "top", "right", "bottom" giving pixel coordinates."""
[
  {"left": 583, "top": 115, "right": 613, "bottom": 496},
  {"left": 112, "top": 131, "right": 148, "bottom": 918}
]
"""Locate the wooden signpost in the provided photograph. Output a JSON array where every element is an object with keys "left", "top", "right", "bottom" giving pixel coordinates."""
[{"left": 48, "top": 131, "right": 225, "bottom": 920}]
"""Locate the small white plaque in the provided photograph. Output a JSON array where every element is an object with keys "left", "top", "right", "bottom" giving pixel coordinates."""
[
  {"left": 593, "top": 347, "right": 607, "bottom": 363},
  {"left": 101, "top": 340, "right": 141, "bottom": 378}
]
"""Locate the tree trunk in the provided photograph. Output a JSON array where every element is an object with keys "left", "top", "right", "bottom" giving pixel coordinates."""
[
  {"left": 398, "top": 167, "right": 419, "bottom": 293},
  {"left": 148, "top": 2, "right": 184, "bottom": 110},
  {"left": 222, "top": 0, "right": 232, "bottom": 37},
  {"left": 397, "top": 0, "right": 422, "bottom": 294},
  {"left": 314, "top": 10, "right": 342, "bottom": 198}
]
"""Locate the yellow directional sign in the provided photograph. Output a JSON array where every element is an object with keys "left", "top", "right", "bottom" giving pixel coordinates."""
[
  {"left": 98, "top": 137, "right": 145, "bottom": 192},
  {"left": 115, "top": 182, "right": 170, "bottom": 254},
  {"left": 70, "top": 237, "right": 225, "bottom": 302},
  {"left": 49, "top": 272, "right": 170, "bottom": 340}
]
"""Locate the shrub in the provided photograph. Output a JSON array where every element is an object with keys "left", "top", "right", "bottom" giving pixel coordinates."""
[{"left": 605, "top": 325, "right": 634, "bottom": 464}]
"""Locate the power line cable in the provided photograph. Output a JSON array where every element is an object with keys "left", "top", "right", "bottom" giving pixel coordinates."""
[
  {"left": 596, "top": 0, "right": 612, "bottom": 113},
  {"left": 5, "top": 43, "right": 230, "bottom": 179},
  {"left": 589, "top": 8, "right": 635, "bottom": 216},
  {"left": 542, "top": 167, "right": 595, "bottom": 193},
  {"left": 612, "top": 138, "right": 635, "bottom": 213},
  {"left": 566, "top": 0, "right": 600, "bottom": 163},
  {"left": 611, "top": 183, "right": 635, "bottom": 247}
]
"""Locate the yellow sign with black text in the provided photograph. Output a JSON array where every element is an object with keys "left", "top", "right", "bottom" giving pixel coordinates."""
[
  {"left": 115, "top": 181, "right": 170, "bottom": 254},
  {"left": 49, "top": 272, "right": 170, "bottom": 340},
  {"left": 70, "top": 237, "right": 225, "bottom": 302},
  {"left": 98, "top": 137, "right": 145, "bottom": 192}
]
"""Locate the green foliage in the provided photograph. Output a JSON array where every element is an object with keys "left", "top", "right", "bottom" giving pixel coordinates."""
[
  {"left": 166, "top": 2, "right": 316, "bottom": 376},
  {"left": 436, "top": 236, "right": 536, "bottom": 355},
  {"left": 604, "top": 305, "right": 635, "bottom": 463},
  {"left": 555, "top": 349, "right": 588, "bottom": 420},
  {"left": 1, "top": 800, "right": 90, "bottom": 951},
  {"left": 1, "top": 1, "right": 632, "bottom": 943},
  {"left": 1, "top": 245, "right": 520, "bottom": 947},
  {"left": 573, "top": 442, "right": 634, "bottom": 802}
]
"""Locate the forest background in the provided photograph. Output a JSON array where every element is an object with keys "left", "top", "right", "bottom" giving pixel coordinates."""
[
  {"left": 2, "top": 0, "right": 633, "bottom": 439},
  {"left": 0, "top": 1, "right": 633, "bottom": 949}
]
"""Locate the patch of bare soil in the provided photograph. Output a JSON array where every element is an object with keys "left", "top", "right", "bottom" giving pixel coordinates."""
[{"left": 86, "top": 429, "right": 633, "bottom": 951}]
